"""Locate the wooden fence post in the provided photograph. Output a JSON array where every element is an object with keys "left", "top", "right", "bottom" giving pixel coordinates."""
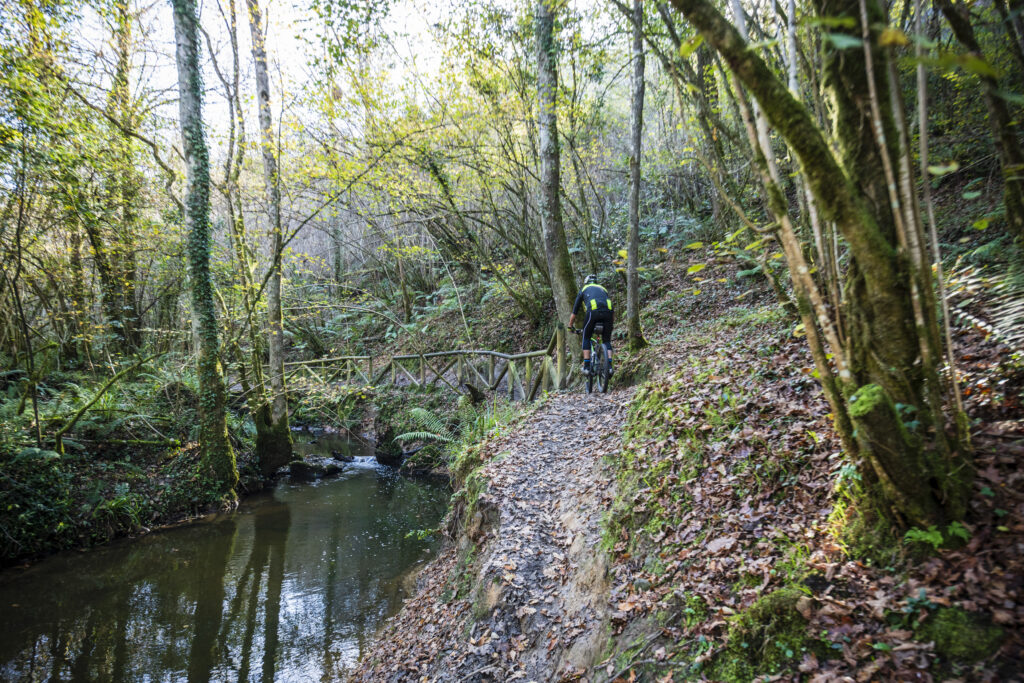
[
  {"left": 488, "top": 355, "right": 495, "bottom": 386},
  {"left": 508, "top": 360, "right": 516, "bottom": 400}
]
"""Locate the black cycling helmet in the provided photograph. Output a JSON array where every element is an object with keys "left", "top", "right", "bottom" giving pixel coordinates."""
[{"left": 584, "top": 274, "right": 597, "bottom": 284}]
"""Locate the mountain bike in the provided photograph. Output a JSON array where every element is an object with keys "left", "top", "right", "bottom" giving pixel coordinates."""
[{"left": 572, "top": 326, "right": 611, "bottom": 394}]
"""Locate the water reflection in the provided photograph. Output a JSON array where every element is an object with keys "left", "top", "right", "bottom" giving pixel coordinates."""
[{"left": 0, "top": 436, "right": 449, "bottom": 682}]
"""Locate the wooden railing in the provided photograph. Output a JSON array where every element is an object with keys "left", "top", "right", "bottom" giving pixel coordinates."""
[{"left": 281, "top": 326, "right": 569, "bottom": 402}]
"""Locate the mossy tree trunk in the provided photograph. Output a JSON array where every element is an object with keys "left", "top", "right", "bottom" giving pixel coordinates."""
[
  {"left": 171, "top": 0, "right": 238, "bottom": 494},
  {"left": 81, "top": 0, "right": 144, "bottom": 355},
  {"left": 246, "top": 0, "right": 293, "bottom": 473},
  {"left": 536, "top": 0, "right": 578, "bottom": 327},
  {"left": 107, "top": 0, "right": 143, "bottom": 353},
  {"left": 626, "top": 0, "right": 648, "bottom": 352},
  {"left": 667, "top": 0, "right": 971, "bottom": 529}
]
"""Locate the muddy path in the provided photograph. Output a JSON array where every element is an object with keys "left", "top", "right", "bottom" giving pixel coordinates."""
[{"left": 352, "top": 389, "right": 632, "bottom": 682}]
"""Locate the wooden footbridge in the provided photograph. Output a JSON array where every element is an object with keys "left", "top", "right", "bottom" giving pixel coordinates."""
[{"left": 282, "top": 326, "right": 571, "bottom": 402}]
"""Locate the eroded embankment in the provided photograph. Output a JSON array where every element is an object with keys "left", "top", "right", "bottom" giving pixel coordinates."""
[{"left": 352, "top": 391, "right": 631, "bottom": 681}]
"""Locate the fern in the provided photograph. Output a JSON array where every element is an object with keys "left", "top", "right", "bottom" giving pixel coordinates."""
[
  {"left": 409, "top": 407, "right": 454, "bottom": 436},
  {"left": 948, "top": 262, "right": 1024, "bottom": 352},
  {"left": 394, "top": 429, "right": 455, "bottom": 444},
  {"left": 394, "top": 407, "right": 458, "bottom": 445}
]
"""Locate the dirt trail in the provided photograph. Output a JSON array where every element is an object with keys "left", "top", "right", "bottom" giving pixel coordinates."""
[{"left": 353, "top": 390, "right": 632, "bottom": 682}]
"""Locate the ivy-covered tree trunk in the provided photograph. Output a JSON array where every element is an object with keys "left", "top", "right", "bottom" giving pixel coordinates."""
[
  {"left": 536, "top": 0, "right": 578, "bottom": 327},
  {"left": 246, "top": 0, "right": 293, "bottom": 474},
  {"left": 627, "top": 0, "right": 648, "bottom": 351},
  {"left": 667, "top": 0, "right": 971, "bottom": 530},
  {"left": 171, "top": 0, "right": 238, "bottom": 494}
]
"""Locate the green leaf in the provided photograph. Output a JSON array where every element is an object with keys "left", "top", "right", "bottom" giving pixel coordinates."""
[
  {"left": 909, "top": 33, "right": 938, "bottom": 49},
  {"left": 927, "top": 161, "right": 959, "bottom": 176},
  {"left": 686, "top": 241, "right": 703, "bottom": 250},
  {"left": 960, "top": 55, "right": 999, "bottom": 78},
  {"left": 618, "top": 249, "right": 628, "bottom": 259},
  {"left": 15, "top": 448, "right": 61, "bottom": 462},
  {"left": 879, "top": 28, "right": 909, "bottom": 46},
  {"left": 805, "top": 15, "right": 857, "bottom": 29},
  {"left": 973, "top": 218, "right": 990, "bottom": 230},
  {"left": 995, "top": 89, "right": 1024, "bottom": 105},
  {"left": 679, "top": 34, "right": 704, "bottom": 58},
  {"left": 962, "top": 190, "right": 981, "bottom": 200},
  {"left": 904, "top": 525, "right": 943, "bottom": 549},
  {"left": 749, "top": 38, "right": 780, "bottom": 50},
  {"left": 726, "top": 227, "right": 746, "bottom": 243},
  {"left": 823, "top": 33, "right": 863, "bottom": 50},
  {"left": 687, "top": 263, "right": 706, "bottom": 274},
  {"left": 946, "top": 521, "right": 970, "bottom": 542}
]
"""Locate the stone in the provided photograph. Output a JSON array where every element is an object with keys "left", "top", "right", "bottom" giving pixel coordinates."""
[{"left": 289, "top": 457, "right": 342, "bottom": 480}]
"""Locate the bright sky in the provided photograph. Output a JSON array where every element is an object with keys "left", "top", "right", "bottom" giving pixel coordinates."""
[{"left": 72, "top": 0, "right": 445, "bottom": 155}]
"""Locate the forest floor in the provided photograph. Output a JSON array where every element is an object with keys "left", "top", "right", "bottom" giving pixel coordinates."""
[{"left": 351, "top": 257, "right": 1024, "bottom": 682}]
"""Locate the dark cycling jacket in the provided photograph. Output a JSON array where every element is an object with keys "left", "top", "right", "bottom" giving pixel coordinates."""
[{"left": 572, "top": 284, "right": 613, "bottom": 315}]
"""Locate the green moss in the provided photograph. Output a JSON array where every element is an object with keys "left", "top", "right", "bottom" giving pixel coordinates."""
[
  {"left": 676, "top": 591, "right": 709, "bottom": 629},
  {"left": 827, "top": 480, "right": 902, "bottom": 564},
  {"left": 847, "top": 383, "right": 887, "bottom": 419},
  {"left": 916, "top": 607, "right": 1005, "bottom": 663},
  {"left": 712, "top": 305, "right": 788, "bottom": 331},
  {"left": 709, "top": 586, "right": 825, "bottom": 682},
  {"left": 254, "top": 404, "right": 293, "bottom": 478}
]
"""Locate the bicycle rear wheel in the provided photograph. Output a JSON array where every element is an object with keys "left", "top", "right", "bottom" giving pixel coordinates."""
[
  {"left": 585, "top": 357, "right": 594, "bottom": 394},
  {"left": 601, "top": 344, "right": 611, "bottom": 393},
  {"left": 594, "top": 344, "right": 608, "bottom": 393}
]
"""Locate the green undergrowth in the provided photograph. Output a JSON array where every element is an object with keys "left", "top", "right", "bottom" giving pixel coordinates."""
[
  {"left": 707, "top": 587, "right": 827, "bottom": 681},
  {"left": 0, "top": 441, "right": 245, "bottom": 565},
  {"left": 915, "top": 606, "right": 1005, "bottom": 664},
  {"left": 0, "top": 357, "right": 263, "bottom": 566}
]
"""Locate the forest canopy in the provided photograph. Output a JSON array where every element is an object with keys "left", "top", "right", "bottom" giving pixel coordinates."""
[{"left": 1, "top": 0, "right": 1021, "bottom": 537}]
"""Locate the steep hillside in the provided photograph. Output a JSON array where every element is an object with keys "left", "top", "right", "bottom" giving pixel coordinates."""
[{"left": 352, "top": 258, "right": 1023, "bottom": 682}]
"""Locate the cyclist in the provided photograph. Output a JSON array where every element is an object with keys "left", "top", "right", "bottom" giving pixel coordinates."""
[{"left": 568, "top": 274, "right": 613, "bottom": 377}]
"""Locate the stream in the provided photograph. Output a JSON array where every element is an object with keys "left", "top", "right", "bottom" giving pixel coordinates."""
[{"left": 0, "top": 431, "right": 450, "bottom": 681}]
